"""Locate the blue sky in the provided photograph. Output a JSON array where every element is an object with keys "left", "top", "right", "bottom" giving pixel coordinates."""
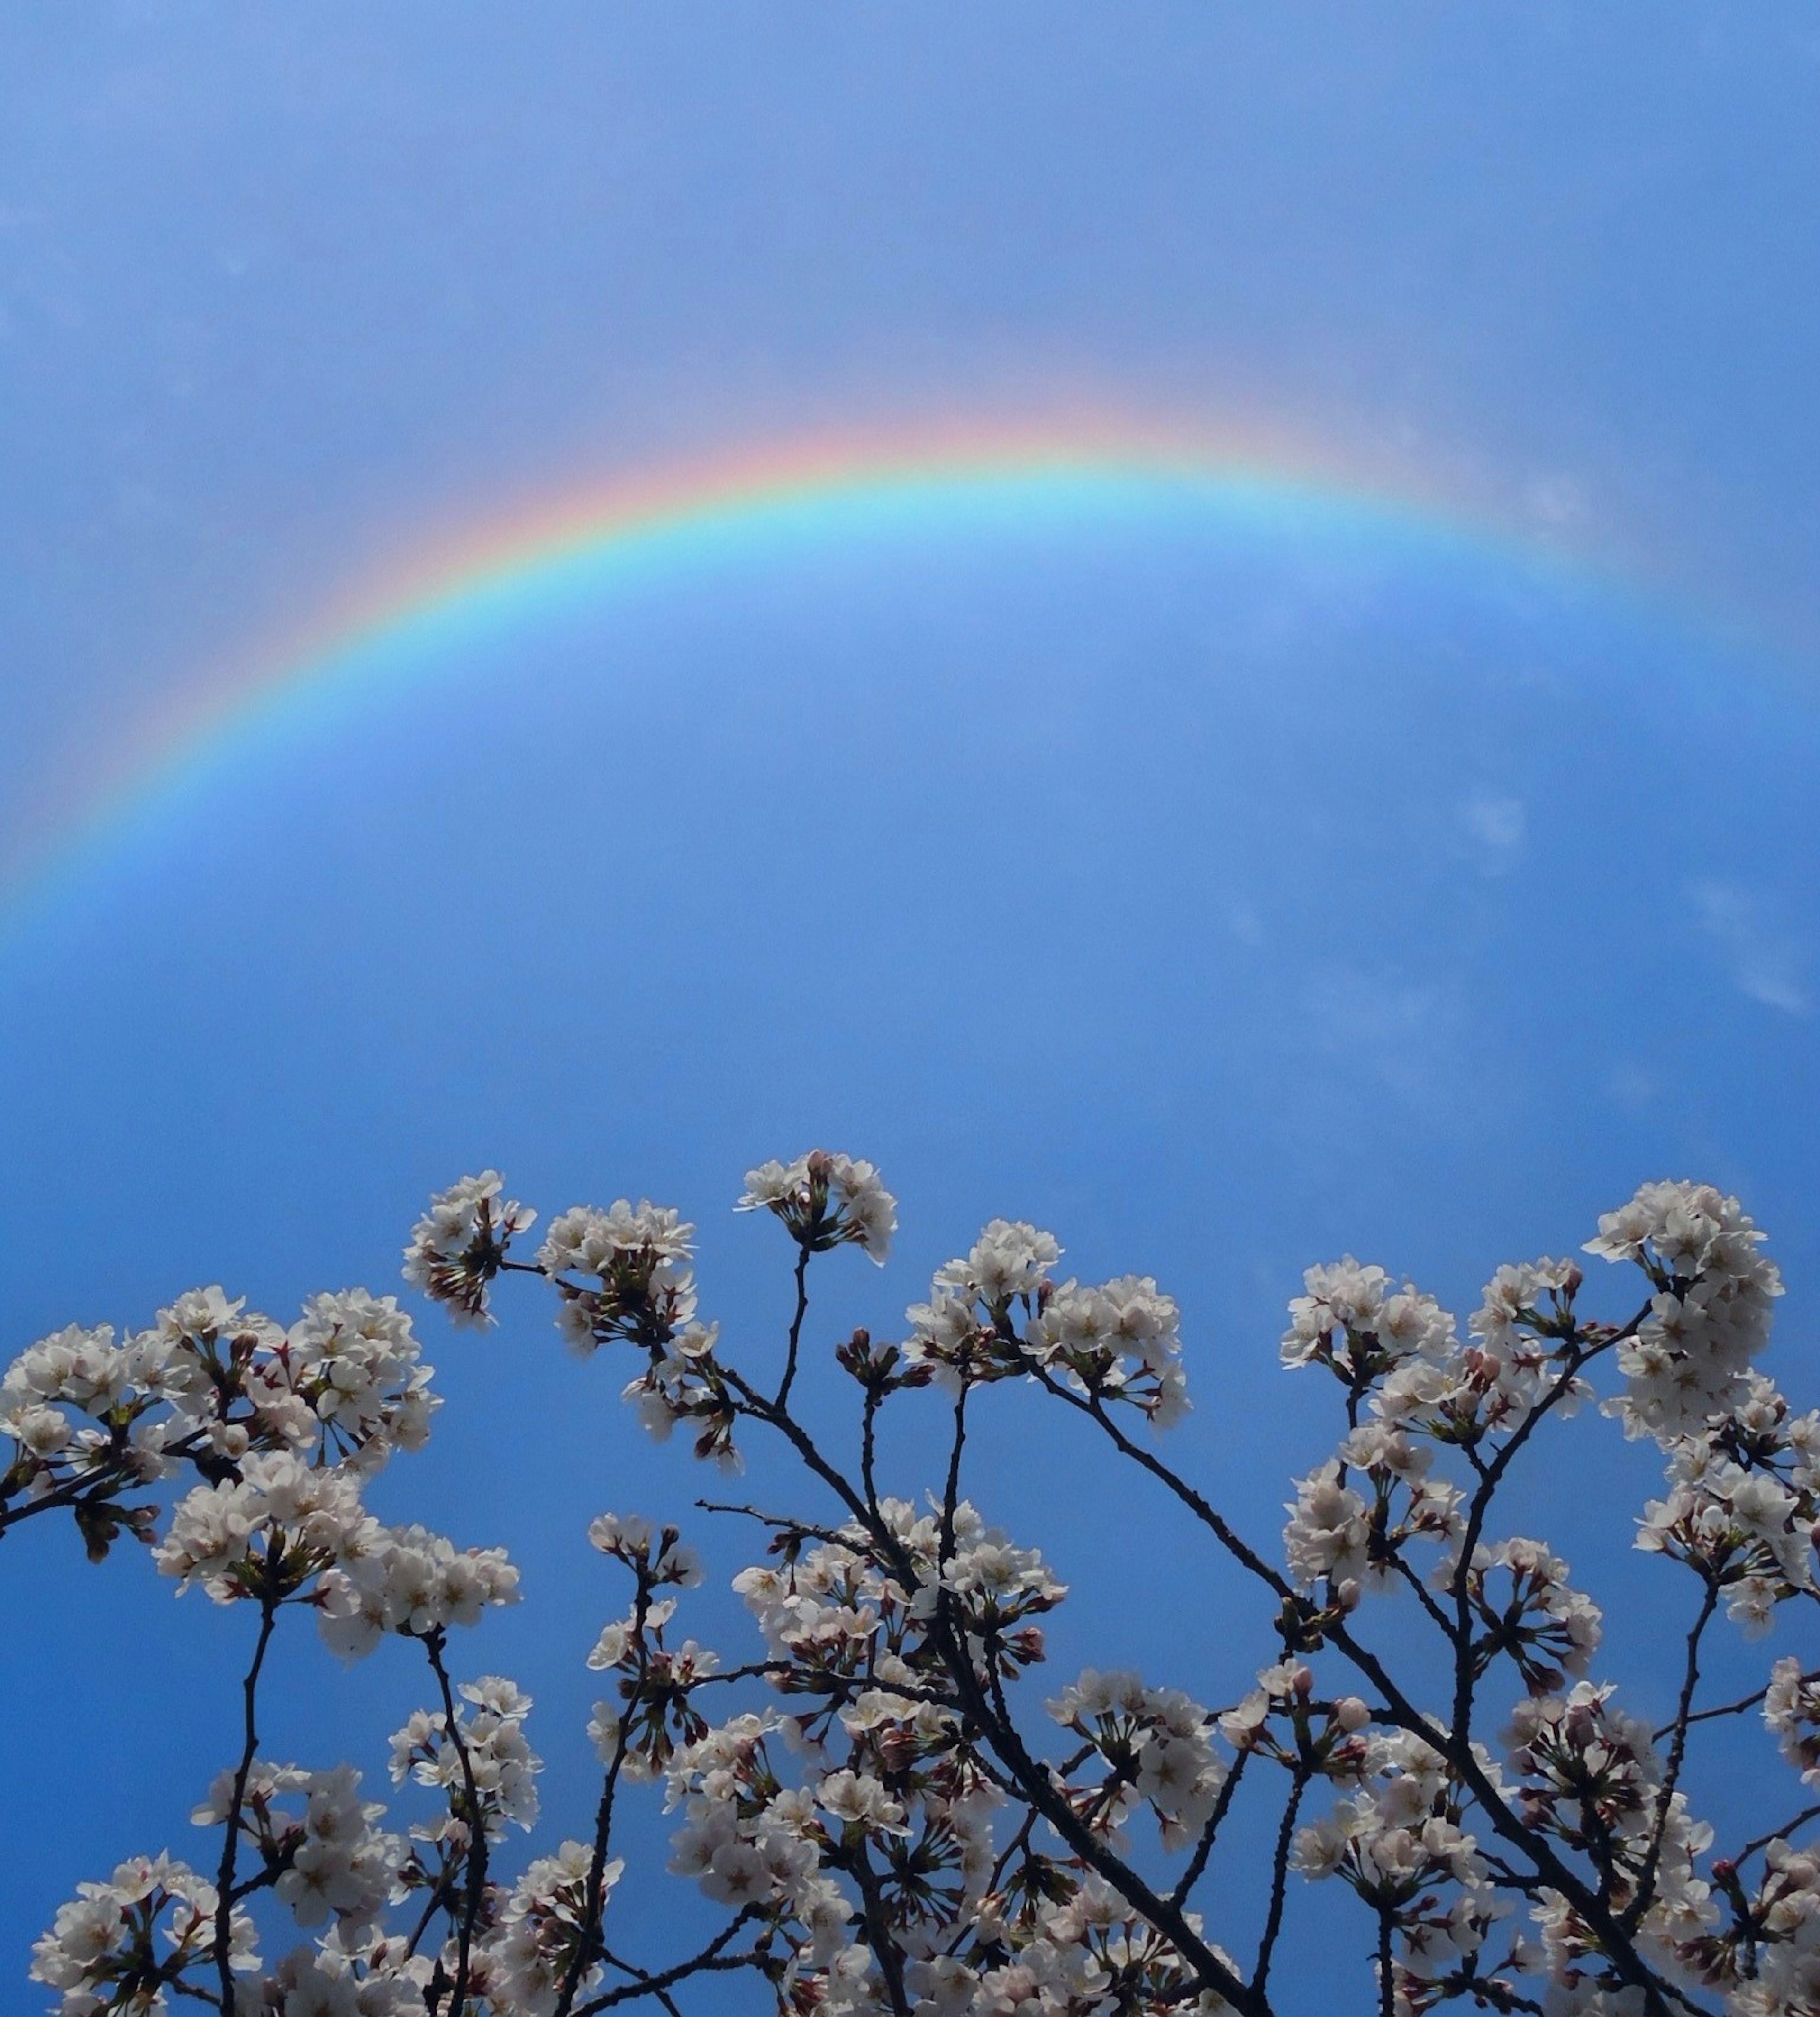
[{"left": 4, "top": 9, "right": 1820, "bottom": 2011}]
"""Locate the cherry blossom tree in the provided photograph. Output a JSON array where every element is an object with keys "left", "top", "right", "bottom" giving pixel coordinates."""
[{"left": 6, "top": 1154, "right": 1818, "bottom": 2017}]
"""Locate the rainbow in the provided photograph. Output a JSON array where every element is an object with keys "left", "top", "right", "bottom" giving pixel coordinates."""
[{"left": 1, "top": 416, "right": 1642, "bottom": 937}]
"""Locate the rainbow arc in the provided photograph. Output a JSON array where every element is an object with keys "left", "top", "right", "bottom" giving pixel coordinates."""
[{"left": 1, "top": 418, "right": 1634, "bottom": 935}]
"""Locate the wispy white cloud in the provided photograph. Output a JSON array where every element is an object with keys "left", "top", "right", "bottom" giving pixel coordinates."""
[
  {"left": 1305, "top": 968, "right": 1468, "bottom": 1112},
  {"left": 1606, "top": 1062, "right": 1655, "bottom": 1110},
  {"left": 1523, "top": 473, "right": 1588, "bottom": 528},
  {"left": 1462, "top": 794, "right": 1526, "bottom": 874},
  {"left": 1688, "top": 878, "right": 1809, "bottom": 1015}
]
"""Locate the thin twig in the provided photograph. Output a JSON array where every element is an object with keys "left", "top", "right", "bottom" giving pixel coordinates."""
[
  {"left": 775, "top": 1241, "right": 813, "bottom": 1410},
  {"left": 1657, "top": 1668, "right": 1820, "bottom": 1743},
  {"left": 1447, "top": 1321, "right": 1633, "bottom": 1748},
  {"left": 693, "top": 1500, "right": 849, "bottom": 1547},
  {"left": 424, "top": 1631, "right": 489, "bottom": 2017},
  {"left": 1170, "top": 1746, "right": 1250, "bottom": 1908},
  {"left": 1251, "top": 1765, "right": 1309, "bottom": 1999},
  {"left": 1393, "top": 1552, "right": 1463, "bottom": 1644},
  {"left": 845, "top": 1843, "right": 915, "bottom": 2017},
  {"left": 1624, "top": 1579, "right": 1719, "bottom": 1931},
  {"left": 861, "top": 1381, "right": 884, "bottom": 1517},
  {"left": 553, "top": 1582, "right": 654, "bottom": 2017},
  {"left": 403, "top": 1862, "right": 463, "bottom": 1959},
  {"left": 1735, "top": 1801, "right": 1820, "bottom": 1869},
  {"left": 213, "top": 1594, "right": 279, "bottom": 2010},
  {"left": 572, "top": 1909, "right": 767, "bottom": 2015}
]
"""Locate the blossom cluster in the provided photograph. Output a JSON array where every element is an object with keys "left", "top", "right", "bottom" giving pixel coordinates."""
[
  {"left": 473, "top": 1838, "right": 618, "bottom": 2016},
  {"left": 1585, "top": 1180, "right": 1784, "bottom": 1444},
  {"left": 153, "top": 1449, "right": 370, "bottom": 1599},
  {"left": 192, "top": 1760, "right": 402, "bottom": 1940},
  {"left": 317, "top": 1521, "right": 520, "bottom": 1661},
  {"left": 1282, "top": 1422, "right": 1465, "bottom": 1598},
  {"left": 538, "top": 1200, "right": 700, "bottom": 1351},
  {"left": 901, "top": 1218, "right": 1190, "bottom": 1426},
  {"left": 737, "top": 1150, "right": 898, "bottom": 1262},
  {"left": 1459, "top": 1535, "right": 1603, "bottom": 1692},
  {"left": 1506, "top": 1683, "right": 1717, "bottom": 1970},
  {"left": 2, "top": 1287, "right": 436, "bottom": 1560},
  {"left": 31, "top": 1853, "right": 252, "bottom": 2014},
  {"left": 150, "top": 1444, "right": 518, "bottom": 1658},
  {"left": 390, "top": 1676, "right": 544, "bottom": 1845},
  {"left": 401, "top": 1171, "right": 538, "bottom": 1327},
  {"left": 533, "top": 1189, "right": 743, "bottom": 1468},
  {"left": 1765, "top": 1658, "right": 1820, "bottom": 1785},
  {"left": 33, "top": 1765, "right": 419, "bottom": 2017},
  {"left": 1046, "top": 1668, "right": 1228, "bottom": 1850},
  {"left": 1293, "top": 1730, "right": 1502, "bottom": 1990},
  {"left": 1636, "top": 1372, "right": 1820, "bottom": 1635},
  {"left": 1282, "top": 1258, "right": 1458, "bottom": 1384}
]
